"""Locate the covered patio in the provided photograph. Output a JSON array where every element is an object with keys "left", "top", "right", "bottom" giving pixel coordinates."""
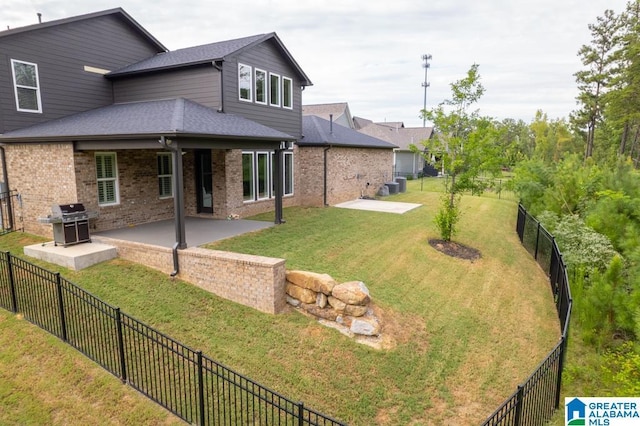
[{"left": 94, "top": 216, "right": 274, "bottom": 248}]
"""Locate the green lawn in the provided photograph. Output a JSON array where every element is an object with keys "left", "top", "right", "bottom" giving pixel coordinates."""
[{"left": 0, "top": 180, "right": 558, "bottom": 425}]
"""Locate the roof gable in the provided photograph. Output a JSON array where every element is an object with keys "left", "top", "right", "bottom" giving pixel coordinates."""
[
  {"left": 108, "top": 32, "right": 312, "bottom": 86},
  {"left": 0, "top": 8, "right": 166, "bottom": 52}
]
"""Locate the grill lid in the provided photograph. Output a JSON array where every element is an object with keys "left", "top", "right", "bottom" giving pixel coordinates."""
[{"left": 52, "top": 203, "right": 86, "bottom": 217}]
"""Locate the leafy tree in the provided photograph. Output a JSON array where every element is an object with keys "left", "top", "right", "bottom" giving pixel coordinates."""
[{"left": 418, "top": 64, "right": 501, "bottom": 241}]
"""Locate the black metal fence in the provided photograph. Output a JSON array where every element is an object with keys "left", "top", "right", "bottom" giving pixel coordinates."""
[
  {"left": 0, "top": 251, "right": 345, "bottom": 426},
  {"left": 0, "top": 190, "right": 21, "bottom": 235},
  {"left": 482, "top": 204, "right": 572, "bottom": 426}
]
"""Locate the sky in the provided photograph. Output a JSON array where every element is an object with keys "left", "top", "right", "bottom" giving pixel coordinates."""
[{"left": 2, "top": 0, "right": 631, "bottom": 128}]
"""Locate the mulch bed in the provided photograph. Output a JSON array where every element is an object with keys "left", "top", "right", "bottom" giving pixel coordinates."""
[{"left": 428, "top": 239, "right": 481, "bottom": 261}]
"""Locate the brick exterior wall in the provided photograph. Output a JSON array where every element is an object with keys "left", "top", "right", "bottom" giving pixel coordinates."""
[
  {"left": 93, "top": 236, "right": 287, "bottom": 314},
  {"left": 0, "top": 143, "right": 77, "bottom": 235},
  {"left": 296, "top": 146, "right": 394, "bottom": 206},
  {"left": 0, "top": 143, "right": 393, "bottom": 237}
]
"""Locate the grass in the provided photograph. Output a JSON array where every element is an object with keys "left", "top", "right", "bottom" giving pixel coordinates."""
[{"left": 0, "top": 179, "right": 558, "bottom": 425}]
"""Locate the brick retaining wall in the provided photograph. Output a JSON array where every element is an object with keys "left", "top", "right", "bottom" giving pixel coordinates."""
[{"left": 93, "top": 236, "right": 287, "bottom": 314}]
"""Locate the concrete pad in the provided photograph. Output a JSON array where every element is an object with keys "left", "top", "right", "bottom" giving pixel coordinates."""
[
  {"left": 334, "top": 199, "right": 422, "bottom": 214},
  {"left": 24, "top": 241, "right": 117, "bottom": 270}
]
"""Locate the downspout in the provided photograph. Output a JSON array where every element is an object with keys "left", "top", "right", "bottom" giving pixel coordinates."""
[{"left": 0, "top": 146, "right": 13, "bottom": 230}]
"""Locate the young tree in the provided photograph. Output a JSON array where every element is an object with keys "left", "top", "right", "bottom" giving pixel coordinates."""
[{"left": 417, "top": 64, "right": 501, "bottom": 241}]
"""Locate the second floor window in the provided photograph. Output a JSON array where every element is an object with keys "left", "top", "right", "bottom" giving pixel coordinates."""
[
  {"left": 11, "top": 59, "right": 42, "bottom": 113},
  {"left": 283, "top": 77, "right": 293, "bottom": 109},
  {"left": 270, "top": 73, "right": 281, "bottom": 106},
  {"left": 238, "top": 63, "right": 252, "bottom": 101},
  {"left": 255, "top": 69, "right": 267, "bottom": 104}
]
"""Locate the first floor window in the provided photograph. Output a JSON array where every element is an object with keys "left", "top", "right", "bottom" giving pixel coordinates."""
[
  {"left": 157, "top": 153, "right": 173, "bottom": 198},
  {"left": 242, "top": 152, "right": 255, "bottom": 201},
  {"left": 96, "top": 153, "right": 119, "bottom": 205},
  {"left": 238, "top": 63, "right": 252, "bottom": 101},
  {"left": 244, "top": 150, "right": 294, "bottom": 202},
  {"left": 11, "top": 59, "right": 42, "bottom": 113},
  {"left": 284, "top": 151, "right": 294, "bottom": 195}
]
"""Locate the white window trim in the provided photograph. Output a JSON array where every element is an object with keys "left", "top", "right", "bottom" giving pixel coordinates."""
[
  {"left": 10, "top": 59, "right": 42, "bottom": 113},
  {"left": 282, "top": 76, "right": 293, "bottom": 110},
  {"left": 95, "top": 152, "right": 120, "bottom": 206},
  {"left": 256, "top": 151, "right": 271, "bottom": 201},
  {"left": 284, "top": 151, "right": 294, "bottom": 196},
  {"left": 269, "top": 73, "right": 281, "bottom": 107},
  {"left": 255, "top": 68, "right": 267, "bottom": 105},
  {"left": 242, "top": 151, "right": 255, "bottom": 202},
  {"left": 238, "top": 63, "right": 253, "bottom": 102},
  {"left": 157, "top": 152, "right": 173, "bottom": 199}
]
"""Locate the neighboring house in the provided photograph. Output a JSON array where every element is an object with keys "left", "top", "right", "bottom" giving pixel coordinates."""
[
  {"left": 354, "top": 117, "right": 434, "bottom": 178},
  {"left": 302, "top": 103, "right": 354, "bottom": 129},
  {"left": 298, "top": 115, "right": 396, "bottom": 205},
  {"left": 0, "top": 8, "right": 397, "bottom": 247}
]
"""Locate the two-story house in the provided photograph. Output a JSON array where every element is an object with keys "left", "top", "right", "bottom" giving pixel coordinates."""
[{"left": 0, "top": 8, "right": 396, "bottom": 247}]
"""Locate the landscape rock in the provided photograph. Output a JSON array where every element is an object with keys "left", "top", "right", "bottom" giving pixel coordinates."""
[
  {"left": 285, "top": 283, "right": 316, "bottom": 304},
  {"left": 316, "top": 292, "right": 328, "bottom": 308},
  {"left": 286, "top": 296, "right": 301, "bottom": 307},
  {"left": 300, "top": 303, "right": 339, "bottom": 321},
  {"left": 286, "top": 270, "right": 337, "bottom": 295},
  {"left": 327, "top": 296, "right": 346, "bottom": 312},
  {"left": 332, "top": 281, "right": 371, "bottom": 306},
  {"left": 350, "top": 316, "right": 381, "bottom": 336},
  {"left": 344, "top": 304, "right": 368, "bottom": 317}
]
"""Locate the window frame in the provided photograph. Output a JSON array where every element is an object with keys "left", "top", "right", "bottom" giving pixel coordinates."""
[
  {"left": 10, "top": 59, "right": 42, "bottom": 113},
  {"left": 282, "top": 76, "right": 293, "bottom": 109},
  {"left": 95, "top": 152, "right": 119, "bottom": 206},
  {"left": 242, "top": 152, "right": 255, "bottom": 202},
  {"left": 269, "top": 73, "right": 281, "bottom": 107},
  {"left": 255, "top": 68, "right": 267, "bottom": 105},
  {"left": 256, "top": 151, "right": 271, "bottom": 200},
  {"left": 284, "top": 151, "right": 294, "bottom": 196},
  {"left": 157, "top": 152, "right": 173, "bottom": 199},
  {"left": 238, "top": 63, "right": 253, "bottom": 102}
]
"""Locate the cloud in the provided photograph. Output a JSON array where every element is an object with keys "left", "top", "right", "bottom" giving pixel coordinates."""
[{"left": 2, "top": 0, "right": 630, "bottom": 126}]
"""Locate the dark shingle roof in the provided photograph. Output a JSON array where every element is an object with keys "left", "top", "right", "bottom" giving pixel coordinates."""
[
  {"left": 0, "top": 98, "right": 295, "bottom": 142},
  {"left": 300, "top": 116, "right": 396, "bottom": 149},
  {"left": 356, "top": 119, "right": 433, "bottom": 151},
  {"left": 108, "top": 32, "right": 312, "bottom": 86},
  {"left": 108, "top": 34, "right": 266, "bottom": 76},
  {"left": 0, "top": 8, "right": 167, "bottom": 51}
]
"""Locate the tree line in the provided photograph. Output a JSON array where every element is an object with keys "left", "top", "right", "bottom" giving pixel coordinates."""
[{"left": 418, "top": 1, "right": 640, "bottom": 396}]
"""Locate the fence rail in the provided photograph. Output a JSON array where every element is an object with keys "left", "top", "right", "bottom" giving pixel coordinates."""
[
  {"left": 0, "top": 251, "right": 345, "bottom": 426},
  {"left": 482, "top": 204, "right": 572, "bottom": 426}
]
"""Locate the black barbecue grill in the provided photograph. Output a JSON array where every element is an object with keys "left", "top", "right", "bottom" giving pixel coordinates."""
[{"left": 38, "top": 203, "right": 98, "bottom": 246}]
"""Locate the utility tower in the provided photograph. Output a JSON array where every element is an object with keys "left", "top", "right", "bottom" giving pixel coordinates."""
[{"left": 422, "top": 54, "right": 432, "bottom": 127}]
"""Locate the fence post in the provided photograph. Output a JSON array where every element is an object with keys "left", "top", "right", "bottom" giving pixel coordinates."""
[
  {"left": 197, "top": 350, "right": 205, "bottom": 426},
  {"left": 115, "top": 308, "right": 127, "bottom": 383},
  {"left": 55, "top": 273, "right": 67, "bottom": 342},
  {"left": 297, "top": 401, "right": 304, "bottom": 426},
  {"left": 6, "top": 252, "right": 18, "bottom": 313},
  {"left": 534, "top": 222, "right": 541, "bottom": 260},
  {"left": 514, "top": 385, "right": 525, "bottom": 426},
  {"left": 555, "top": 335, "right": 567, "bottom": 409}
]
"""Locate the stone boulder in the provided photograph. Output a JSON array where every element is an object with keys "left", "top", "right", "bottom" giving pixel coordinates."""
[
  {"left": 327, "top": 296, "right": 346, "bottom": 313},
  {"left": 286, "top": 283, "right": 316, "bottom": 304},
  {"left": 332, "top": 281, "right": 370, "bottom": 306},
  {"left": 350, "top": 316, "right": 381, "bottom": 336},
  {"left": 286, "top": 270, "right": 337, "bottom": 295}
]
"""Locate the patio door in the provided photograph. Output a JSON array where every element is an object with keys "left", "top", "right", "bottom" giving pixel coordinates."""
[{"left": 195, "top": 150, "right": 213, "bottom": 214}]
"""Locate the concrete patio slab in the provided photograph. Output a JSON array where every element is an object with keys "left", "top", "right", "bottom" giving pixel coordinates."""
[
  {"left": 334, "top": 199, "right": 422, "bottom": 214},
  {"left": 24, "top": 241, "right": 117, "bottom": 270}
]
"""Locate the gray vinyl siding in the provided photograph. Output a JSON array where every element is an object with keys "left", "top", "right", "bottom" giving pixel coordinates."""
[
  {"left": 112, "top": 66, "right": 220, "bottom": 109},
  {"left": 222, "top": 39, "right": 302, "bottom": 139},
  {"left": 0, "top": 14, "right": 162, "bottom": 133}
]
